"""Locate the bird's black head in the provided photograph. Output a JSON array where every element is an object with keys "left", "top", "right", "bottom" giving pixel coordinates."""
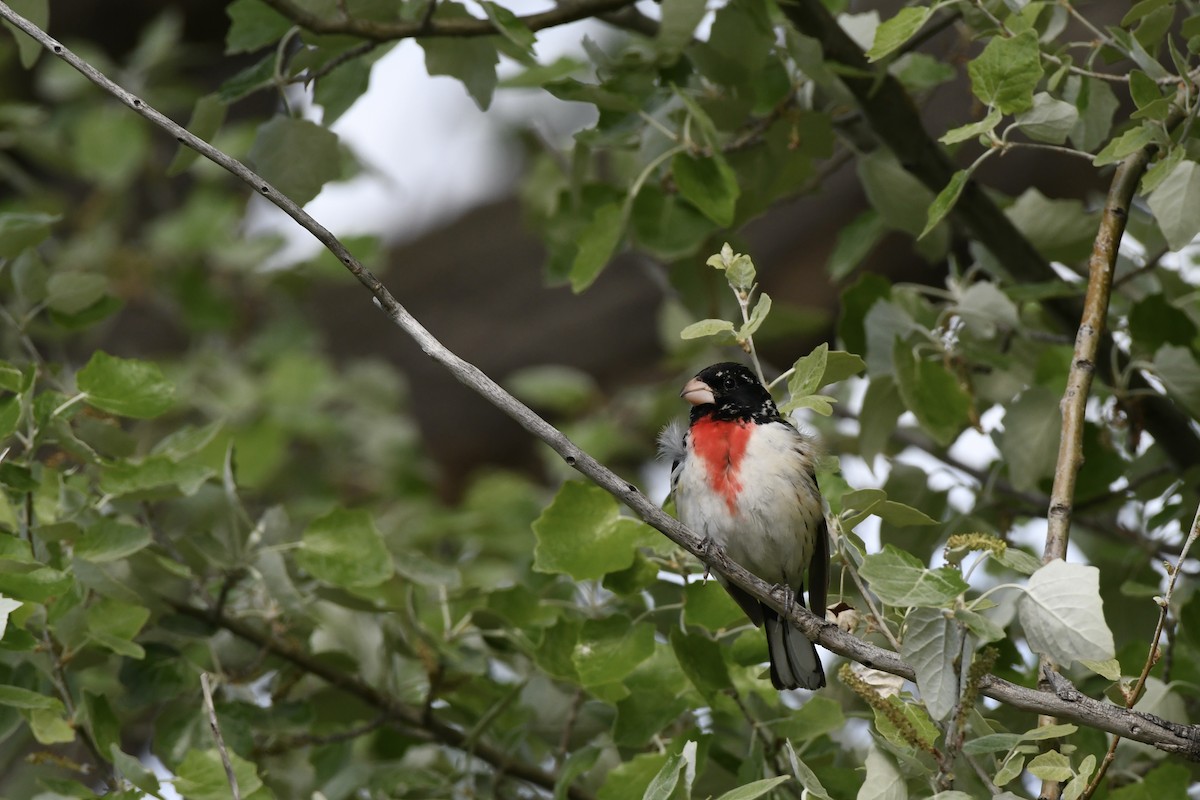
[{"left": 681, "top": 362, "right": 781, "bottom": 423}]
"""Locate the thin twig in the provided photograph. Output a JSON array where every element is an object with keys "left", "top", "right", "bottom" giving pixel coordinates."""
[
  {"left": 1081, "top": 502, "right": 1200, "bottom": 799},
  {"left": 7, "top": 0, "right": 1200, "bottom": 763},
  {"left": 201, "top": 673, "right": 242, "bottom": 800}
]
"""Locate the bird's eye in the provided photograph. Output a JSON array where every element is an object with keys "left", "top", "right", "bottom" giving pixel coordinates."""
[{"left": 722, "top": 376, "right": 736, "bottom": 391}]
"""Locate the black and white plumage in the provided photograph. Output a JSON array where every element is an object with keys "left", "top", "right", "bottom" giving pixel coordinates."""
[{"left": 661, "top": 362, "right": 829, "bottom": 690}]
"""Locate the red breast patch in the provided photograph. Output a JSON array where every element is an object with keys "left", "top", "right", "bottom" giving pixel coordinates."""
[{"left": 690, "top": 418, "right": 751, "bottom": 513}]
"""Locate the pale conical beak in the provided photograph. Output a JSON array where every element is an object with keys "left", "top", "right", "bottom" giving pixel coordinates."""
[{"left": 680, "top": 378, "right": 715, "bottom": 406}]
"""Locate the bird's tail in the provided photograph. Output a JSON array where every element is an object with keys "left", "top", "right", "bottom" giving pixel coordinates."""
[{"left": 764, "top": 608, "right": 825, "bottom": 690}]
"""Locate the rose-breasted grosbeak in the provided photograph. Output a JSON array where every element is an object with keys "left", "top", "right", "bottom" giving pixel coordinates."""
[{"left": 660, "top": 362, "right": 829, "bottom": 690}]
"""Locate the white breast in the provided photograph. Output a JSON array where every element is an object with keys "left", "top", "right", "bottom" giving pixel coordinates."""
[{"left": 673, "top": 421, "right": 823, "bottom": 589}]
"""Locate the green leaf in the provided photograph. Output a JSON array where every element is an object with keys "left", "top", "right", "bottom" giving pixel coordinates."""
[
  {"left": 420, "top": 5, "right": 499, "bottom": 109},
  {"left": 902, "top": 607, "right": 958, "bottom": 720},
  {"left": 786, "top": 746, "right": 833, "bottom": 800},
  {"left": 1147, "top": 159, "right": 1200, "bottom": 250},
  {"left": 707, "top": 243, "right": 757, "bottom": 290},
  {"left": 1129, "top": 70, "right": 1162, "bottom": 109},
  {"left": 892, "top": 341, "right": 972, "bottom": 446},
  {"left": 669, "top": 627, "right": 733, "bottom": 695},
  {"left": 533, "top": 482, "right": 655, "bottom": 580},
  {"left": 739, "top": 293, "right": 771, "bottom": 340},
  {"left": 481, "top": 2, "right": 535, "bottom": 55},
  {"left": 1141, "top": 146, "right": 1185, "bottom": 195},
  {"left": 860, "top": 544, "right": 969, "bottom": 606},
  {"left": 29, "top": 708, "right": 75, "bottom": 744},
  {"left": 1014, "top": 93, "right": 1078, "bottom": 144},
  {"left": 994, "top": 754, "right": 1025, "bottom": 786},
  {"left": 0, "top": 567, "right": 72, "bottom": 603},
  {"left": 111, "top": 746, "right": 161, "bottom": 795},
  {"left": 940, "top": 108, "right": 1001, "bottom": 145},
  {"left": 0, "top": 212, "right": 59, "bottom": 257},
  {"left": 74, "top": 105, "right": 150, "bottom": 187},
  {"left": 873, "top": 500, "right": 937, "bottom": 527},
  {"left": 86, "top": 597, "right": 151, "bottom": 659},
  {"left": 684, "top": 581, "right": 746, "bottom": 630},
  {"left": 921, "top": 169, "right": 970, "bottom": 239},
  {"left": 631, "top": 185, "right": 713, "bottom": 261},
  {"left": 174, "top": 748, "right": 264, "bottom": 800},
  {"left": 788, "top": 344, "right": 828, "bottom": 397},
  {"left": 658, "top": 0, "right": 707, "bottom": 56},
  {"left": 98, "top": 457, "right": 214, "bottom": 498},
  {"left": 672, "top": 152, "right": 740, "bottom": 227},
  {"left": 1093, "top": 123, "right": 1161, "bottom": 168},
  {"left": 314, "top": 56, "right": 373, "bottom": 126},
  {"left": 78, "top": 351, "right": 175, "bottom": 419},
  {"left": 715, "top": 776, "right": 792, "bottom": 800},
  {"left": 168, "top": 94, "right": 228, "bottom": 176},
  {"left": 828, "top": 209, "right": 885, "bottom": 279},
  {"left": 680, "top": 319, "right": 736, "bottom": 340},
  {"left": 997, "top": 387, "right": 1061, "bottom": 492},
  {"left": 74, "top": 519, "right": 153, "bottom": 563},
  {"left": 642, "top": 749, "right": 687, "bottom": 800},
  {"left": 296, "top": 509, "right": 394, "bottom": 588},
  {"left": 570, "top": 202, "right": 623, "bottom": 293},
  {"left": 1152, "top": 345, "right": 1200, "bottom": 418},
  {"left": 46, "top": 272, "right": 107, "bottom": 315},
  {"left": 0, "top": 685, "right": 64, "bottom": 711},
  {"left": 1018, "top": 559, "right": 1115, "bottom": 666},
  {"left": 247, "top": 116, "right": 341, "bottom": 206},
  {"left": 1065, "top": 75, "right": 1119, "bottom": 152},
  {"left": 859, "top": 150, "right": 935, "bottom": 237},
  {"left": 225, "top": 0, "right": 290, "bottom": 54},
  {"left": 867, "top": 7, "right": 933, "bottom": 62},
  {"left": 572, "top": 616, "right": 655, "bottom": 686},
  {"left": 2, "top": 0, "right": 49, "bottom": 68},
  {"left": 967, "top": 31, "right": 1044, "bottom": 114}
]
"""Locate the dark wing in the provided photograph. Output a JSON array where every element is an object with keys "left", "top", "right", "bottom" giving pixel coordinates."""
[{"left": 807, "top": 516, "right": 829, "bottom": 618}]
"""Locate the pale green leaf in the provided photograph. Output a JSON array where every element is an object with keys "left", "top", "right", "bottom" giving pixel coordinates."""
[
  {"left": 1027, "top": 750, "right": 1072, "bottom": 782},
  {"left": 0, "top": 685, "right": 64, "bottom": 711},
  {"left": 716, "top": 776, "right": 792, "bottom": 800},
  {"left": 902, "top": 606, "right": 958, "bottom": 720},
  {"left": 1153, "top": 345, "right": 1200, "bottom": 418},
  {"left": 997, "top": 387, "right": 1061, "bottom": 492},
  {"left": 856, "top": 745, "right": 906, "bottom": 800},
  {"left": 1014, "top": 93, "right": 1078, "bottom": 144},
  {"left": 940, "top": 108, "right": 1001, "bottom": 145},
  {"left": 1147, "top": 160, "right": 1200, "bottom": 251},
  {"left": 1092, "top": 122, "right": 1162, "bottom": 167},
  {"left": 680, "top": 319, "right": 736, "bottom": 340},
  {"left": 1018, "top": 559, "right": 1115, "bottom": 666},
  {"left": 739, "top": 293, "right": 771, "bottom": 339},
  {"left": 75, "top": 519, "right": 153, "bottom": 563}
]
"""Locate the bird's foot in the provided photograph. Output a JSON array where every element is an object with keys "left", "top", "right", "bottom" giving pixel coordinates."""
[
  {"left": 699, "top": 537, "right": 726, "bottom": 581},
  {"left": 772, "top": 584, "right": 796, "bottom": 613}
]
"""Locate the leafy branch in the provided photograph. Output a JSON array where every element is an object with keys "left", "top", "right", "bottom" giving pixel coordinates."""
[{"left": 258, "top": 0, "right": 639, "bottom": 42}]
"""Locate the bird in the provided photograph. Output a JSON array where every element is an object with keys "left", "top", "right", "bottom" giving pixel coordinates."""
[{"left": 659, "top": 362, "right": 829, "bottom": 690}]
